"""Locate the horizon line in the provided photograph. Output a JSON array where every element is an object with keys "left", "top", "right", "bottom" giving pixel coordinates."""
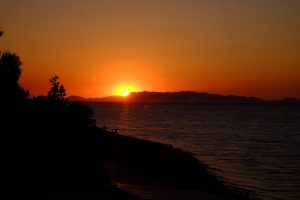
[{"left": 67, "top": 91, "right": 300, "bottom": 101}]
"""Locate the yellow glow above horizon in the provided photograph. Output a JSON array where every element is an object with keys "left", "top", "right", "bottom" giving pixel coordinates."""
[
  {"left": 113, "top": 84, "right": 138, "bottom": 97},
  {"left": 1, "top": 1, "right": 300, "bottom": 99}
]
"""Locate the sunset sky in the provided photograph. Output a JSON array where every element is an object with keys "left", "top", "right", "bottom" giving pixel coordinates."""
[{"left": 0, "top": 0, "right": 299, "bottom": 99}]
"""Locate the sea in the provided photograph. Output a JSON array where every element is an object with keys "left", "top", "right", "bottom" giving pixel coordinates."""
[{"left": 89, "top": 103, "right": 300, "bottom": 200}]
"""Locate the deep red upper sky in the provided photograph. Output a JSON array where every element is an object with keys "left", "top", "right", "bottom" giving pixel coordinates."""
[{"left": 0, "top": 0, "right": 299, "bottom": 99}]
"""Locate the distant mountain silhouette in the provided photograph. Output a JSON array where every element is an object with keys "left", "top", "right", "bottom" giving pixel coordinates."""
[
  {"left": 69, "top": 95, "right": 126, "bottom": 102},
  {"left": 69, "top": 91, "right": 300, "bottom": 104}
]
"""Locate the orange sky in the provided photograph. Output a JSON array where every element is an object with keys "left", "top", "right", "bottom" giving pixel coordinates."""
[{"left": 0, "top": 0, "right": 300, "bottom": 99}]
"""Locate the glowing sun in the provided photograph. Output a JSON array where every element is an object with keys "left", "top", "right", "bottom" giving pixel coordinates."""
[
  {"left": 122, "top": 91, "right": 130, "bottom": 97},
  {"left": 114, "top": 84, "right": 138, "bottom": 97}
]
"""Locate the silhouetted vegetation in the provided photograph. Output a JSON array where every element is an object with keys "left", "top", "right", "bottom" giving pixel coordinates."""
[
  {"left": 0, "top": 51, "right": 130, "bottom": 198},
  {"left": 0, "top": 52, "right": 28, "bottom": 108},
  {"left": 47, "top": 75, "right": 67, "bottom": 103}
]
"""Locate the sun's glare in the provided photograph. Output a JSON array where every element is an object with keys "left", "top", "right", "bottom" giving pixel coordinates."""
[
  {"left": 114, "top": 84, "right": 138, "bottom": 97},
  {"left": 122, "top": 91, "right": 130, "bottom": 96}
]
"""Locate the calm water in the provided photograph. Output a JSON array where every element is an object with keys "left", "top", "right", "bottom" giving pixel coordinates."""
[{"left": 89, "top": 103, "right": 300, "bottom": 200}]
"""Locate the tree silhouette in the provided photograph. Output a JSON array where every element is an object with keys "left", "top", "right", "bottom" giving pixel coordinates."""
[
  {"left": 47, "top": 75, "right": 67, "bottom": 103},
  {"left": 0, "top": 51, "right": 28, "bottom": 105},
  {"left": 0, "top": 52, "right": 22, "bottom": 82}
]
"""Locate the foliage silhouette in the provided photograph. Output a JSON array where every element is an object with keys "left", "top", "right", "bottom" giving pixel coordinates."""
[
  {"left": 0, "top": 51, "right": 28, "bottom": 109},
  {"left": 0, "top": 51, "right": 112, "bottom": 198},
  {"left": 0, "top": 51, "right": 22, "bottom": 81},
  {"left": 47, "top": 75, "right": 67, "bottom": 103}
]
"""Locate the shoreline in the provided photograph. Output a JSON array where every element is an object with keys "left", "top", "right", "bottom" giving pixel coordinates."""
[{"left": 95, "top": 128, "right": 259, "bottom": 200}]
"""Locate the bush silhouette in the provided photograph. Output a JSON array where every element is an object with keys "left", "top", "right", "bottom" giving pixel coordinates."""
[
  {"left": 47, "top": 75, "right": 67, "bottom": 103},
  {"left": 0, "top": 51, "right": 28, "bottom": 107}
]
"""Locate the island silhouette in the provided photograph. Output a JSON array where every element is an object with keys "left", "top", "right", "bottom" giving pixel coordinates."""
[{"left": 69, "top": 92, "right": 300, "bottom": 104}]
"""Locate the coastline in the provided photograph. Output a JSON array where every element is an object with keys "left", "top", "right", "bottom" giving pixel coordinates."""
[{"left": 95, "top": 128, "right": 258, "bottom": 200}]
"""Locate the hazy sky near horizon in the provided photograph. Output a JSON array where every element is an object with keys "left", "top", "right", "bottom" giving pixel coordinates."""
[{"left": 0, "top": 0, "right": 300, "bottom": 99}]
